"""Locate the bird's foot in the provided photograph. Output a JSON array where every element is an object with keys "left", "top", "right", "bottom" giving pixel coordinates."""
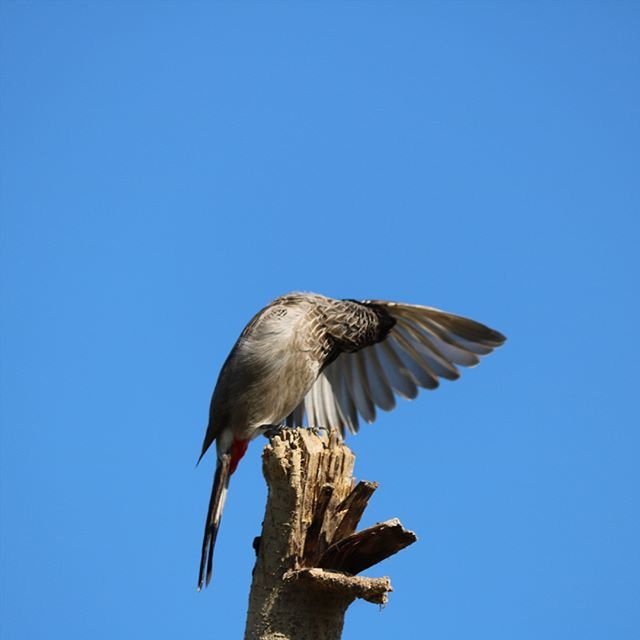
[
  {"left": 308, "top": 425, "right": 330, "bottom": 437},
  {"left": 261, "top": 424, "right": 287, "bottom": 439}
]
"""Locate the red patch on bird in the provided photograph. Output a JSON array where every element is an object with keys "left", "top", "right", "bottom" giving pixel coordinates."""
[{"left": 229, "top": 438, "right": 249, "bottom": 475}]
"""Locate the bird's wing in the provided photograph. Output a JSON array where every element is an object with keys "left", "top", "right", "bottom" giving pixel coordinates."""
[{"left": 286, "top": 302, "right": 506, "bottom": 437}]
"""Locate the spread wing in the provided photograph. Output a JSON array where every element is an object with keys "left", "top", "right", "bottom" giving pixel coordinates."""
[{"left": 285, "top": 302, "right": 506, "bottom": 436}]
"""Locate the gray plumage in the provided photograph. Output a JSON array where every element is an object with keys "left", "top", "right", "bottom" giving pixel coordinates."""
[{"left": 197, "top": 292, "right": 506, "bottom": 589}]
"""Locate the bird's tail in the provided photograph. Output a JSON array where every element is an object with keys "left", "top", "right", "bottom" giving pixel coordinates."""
[{"left": 197, "top": 453, "right": 230, "bottom": 590}]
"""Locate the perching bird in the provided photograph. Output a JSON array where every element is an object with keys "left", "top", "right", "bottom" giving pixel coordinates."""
[{"left": 197, "top": 292, "right": 506, "bottom": 589}]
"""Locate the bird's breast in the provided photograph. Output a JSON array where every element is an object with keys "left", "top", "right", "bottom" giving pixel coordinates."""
[{"left": 212, "top": 307, "right": 324, "bottom": 436}]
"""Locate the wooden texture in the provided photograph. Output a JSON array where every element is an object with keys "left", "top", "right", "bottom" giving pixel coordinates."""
[{"left": 244, "top": 429, "right": 417, "bottom": 640}]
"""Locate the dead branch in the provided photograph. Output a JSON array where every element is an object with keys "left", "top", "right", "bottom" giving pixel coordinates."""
[{"left": 244, "top": 429, "right": 417, "bottom": 640}]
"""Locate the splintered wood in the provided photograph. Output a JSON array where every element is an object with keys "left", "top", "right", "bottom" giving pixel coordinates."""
[{"left": 244, "top": 429, "right": 417, "bottom": 640}]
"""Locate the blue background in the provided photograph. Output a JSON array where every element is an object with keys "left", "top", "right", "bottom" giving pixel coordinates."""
[{"left": 1, "top": 2, "right": 638, "bottom": 638}]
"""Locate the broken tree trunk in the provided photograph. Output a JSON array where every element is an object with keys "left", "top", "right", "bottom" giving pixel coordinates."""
[{"left": 244, "top": 429, "right": 417, "bottom": 640}]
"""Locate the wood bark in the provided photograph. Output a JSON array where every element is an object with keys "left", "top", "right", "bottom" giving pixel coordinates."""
[{"left": 244, "top": 429, "right": 417, "bottom": 640}]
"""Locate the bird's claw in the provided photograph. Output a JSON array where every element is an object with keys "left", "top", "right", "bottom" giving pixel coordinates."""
[
  {"left": 261, "top": 424, "right": 286, "bottom": 439},
  {"left": 309, "top": 425, "right": 330, "bottom": 437},
  {"left": 261, "top": 424, "right": 329, "bottom": 440}
]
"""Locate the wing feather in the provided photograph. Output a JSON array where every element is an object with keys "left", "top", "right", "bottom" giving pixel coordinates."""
[
  {"left": 286, "top": 300, "right": 505, "bottom": 438},
  {"left": 376, "top": 341, "right": 419, "bottom": 399},
  {"left": 394, "top": 320, "right": 460, "bottom": 380},
  {"left": 362, "top": 347, "right": 396, "bottom": 411},
  {"left": 388, "top": 331, "right": 440, "bottom": 389},
  {"left": 325, "top": 362, "right": 359, "bottom": 434},
  {"left": 304, "top": 381, "right": 319, "bottom": 426},
  {"left": 314, "top": 376, "right": 329, "bottom": 427},
  {"left": 344, "top": 353, "right": 375, "bottom": 424},
  {"left": 396, "top": 310, "right": 481, "bottom": 366},
  {"left": 320, "top": 371, "right": 342, "bottom": 430}
]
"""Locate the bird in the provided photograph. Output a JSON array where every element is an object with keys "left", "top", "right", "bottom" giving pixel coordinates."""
[{"left": 197, "top": 291, "right": 506, "bottom": 589}]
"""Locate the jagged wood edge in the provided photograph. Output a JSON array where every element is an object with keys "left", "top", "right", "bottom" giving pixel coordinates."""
[{"left": 318, "top": 518, "right": 418, "bottom": 575}]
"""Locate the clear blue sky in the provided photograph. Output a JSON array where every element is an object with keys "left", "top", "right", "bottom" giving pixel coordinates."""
[{"left": 1, "top": 2, "right": 638, "bottom": 638}]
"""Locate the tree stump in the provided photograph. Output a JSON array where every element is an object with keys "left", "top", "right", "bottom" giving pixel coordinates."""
[{"left": 244, "top": 428, "right": 417, "bottom": 640}]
